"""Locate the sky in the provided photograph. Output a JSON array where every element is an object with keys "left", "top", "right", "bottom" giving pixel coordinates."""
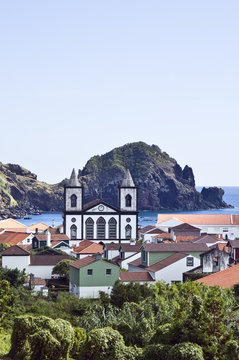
[{"left": 0, "top": 1, "right": 238, "bottom": 186}]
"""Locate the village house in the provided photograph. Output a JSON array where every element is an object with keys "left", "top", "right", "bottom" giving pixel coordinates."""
[
  {"left": 1, "top": 245, "right": 72, "bottom": 279},
  {"left": 69, "top": 256, "right": 120, "bottom": 298},
  {"left": 157, "top": 214, "right": 239, "bottom": 240},
  {"left": 169, "top": 223, "right": 201, "bottom": 242},
  {"left": 32, "top": 229, "right": 70, "bottom": 252},
  {"left": 227, "top": 240, "right": 239, "bottom": 262},
  {"left": 63, "top": 169, "right": 138, "bottom": 245}
]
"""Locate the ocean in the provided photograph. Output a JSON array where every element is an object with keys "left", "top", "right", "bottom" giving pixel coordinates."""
[{"left": 19, "top": 186, "right": 239, "bottom": 228}]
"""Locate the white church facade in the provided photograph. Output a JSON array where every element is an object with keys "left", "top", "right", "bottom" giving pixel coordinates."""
[{"left": 63, "top": 169, "right": 138, "bottom": 244}]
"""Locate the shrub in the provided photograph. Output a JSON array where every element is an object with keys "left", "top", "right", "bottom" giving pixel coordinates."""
[
  {"left": 141, "top": 344, "right": 171, "bottom": 360},
  {"left": 168, "top": 342, "right": 204, "bottom": 360},
  {"left": 9, "top": 315, "right": 74, "bottom": 360},
  {"left": 70, "top": 327, "right": 87, "bottom": 360}
]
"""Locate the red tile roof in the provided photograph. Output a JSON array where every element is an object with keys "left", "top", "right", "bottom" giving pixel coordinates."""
[
  {"left": 34, "top": 234, "right": 69, "bottom": 241},
  {"left": 0, "top": 231, "right": 30, "bottom": 246},
  {"left": 29, "top": 223, "right": 50, "bottom": 231},
  {"left": 70, "top": 256, "right": 96, "bottom": 269},
  {"left": 153, "top": 232, "right": 171, "bottom": 239},
  {"left": 196, "top": 263, "right": 239, "bottom": 288},
  {"left": 147, "top": 253, "right": 188, "bottom": 272},
  {"left": 128, "top": 257, "right": 142, "bottom": 267},
  {"left": 158, "top": 214, "right": 239, "bottom": 225},
  {"left": 72, "top": 240, "right": 103, "bottom": 254},
  {"left": 142, "top": 243, "right": 208, "bottom": 252},
  {"left": 119, "top": 271, "right": 154, "bottom": 282}
]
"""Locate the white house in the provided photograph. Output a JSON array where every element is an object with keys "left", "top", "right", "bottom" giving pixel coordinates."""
[
  {"left": 157, "top": 214, "right": 239, "bottom": 240},
  {"left": 146, "top": 253, "right": 201, "bottom": 283},
  {"left": 1, "top": 245, "right": 72, "bottom": 279}
]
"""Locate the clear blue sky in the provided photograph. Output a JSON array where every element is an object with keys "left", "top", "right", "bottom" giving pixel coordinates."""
[{"left": 1, "top": 1, "right": 238, "bottom": 186}]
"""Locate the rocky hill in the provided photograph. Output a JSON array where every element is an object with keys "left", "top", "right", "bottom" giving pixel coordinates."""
[
  {"left": 79, "top": 142, "right": 229, "bottom": 211},
  {"left": 0, "top": 142, "right": 230, "bottom": 218},
  {"left": 0, "top": 163, "right": 63, "bottom": 219}
]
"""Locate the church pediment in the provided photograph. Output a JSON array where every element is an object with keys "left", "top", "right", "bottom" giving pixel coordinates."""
[{"left": 83, "top": 200, "right": 118, "bottom": 213}]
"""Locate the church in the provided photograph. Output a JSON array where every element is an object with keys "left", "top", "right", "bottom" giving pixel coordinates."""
[{"left": 63, "top": 169, "right": 138, "bottom": 244}]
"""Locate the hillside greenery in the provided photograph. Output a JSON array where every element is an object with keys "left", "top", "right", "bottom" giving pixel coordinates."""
[{"left": 0, "top": 277, "right": 239, "bottom": 359}]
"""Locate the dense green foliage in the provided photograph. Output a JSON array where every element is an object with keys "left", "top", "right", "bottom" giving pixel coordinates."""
[
  {"left": 1, "top": 279, "right": 239, "bottom": 359},
  {"left": 52, "top": 259, "right": 73, "bottom": 280},
  {"left": 0, "top": 267, "right": 26, "bottom": 287},
  {"left": 9, "top": 315, "right": 74, "bottom": 360}
]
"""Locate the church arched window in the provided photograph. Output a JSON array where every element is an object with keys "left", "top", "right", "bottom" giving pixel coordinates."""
[
  {"left": 86, "top": 217, "right": 94, "bottom": 239},
  {"left": 125, "top": 224, "right": 132, "bottom": 239},
  {"left": 125, "top": 194, "right": 132, "bottom": 207},
  {"left": 70, "top": 224, "right": 77, "bottom": 240},
  {"left": 71, "top": 194, "right": 77, "bottom": 207},
  {"left": 97, "top": 217, "right": 106, "bottom": 239},
  {"left": 108, "top": 217, "right": 117, "bottom": 239}
]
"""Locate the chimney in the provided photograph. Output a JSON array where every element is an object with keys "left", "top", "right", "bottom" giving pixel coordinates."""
[
  {"left": 231, "top": 214, "right": 233, "bottom": 225},
  {"left": 46, "top": 229, "right": 51, "bottom": 247},
  {"left": 52, "top": 219, "right": 55, "bottom": 228}
]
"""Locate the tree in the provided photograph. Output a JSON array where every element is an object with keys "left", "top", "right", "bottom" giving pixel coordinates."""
[
  {"left": 52, "top": 259, "right": 73, "bottom": 280},
  {"left": 0, "top": 268, "right": 26, "bottom": 287},
  {"left": 0, "top": 280, "right": 16, "bottom": 327}
]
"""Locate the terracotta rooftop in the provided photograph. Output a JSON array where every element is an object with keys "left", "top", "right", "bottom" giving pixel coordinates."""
[
  {"left": 1, "top": 245, "right": 30, "bottom": 256},
  {"left": 152, "top": 232, "right": 171, "bottom": 239},
  {"left": 70, "top": 256, "right": 96, "bottom": 269},
  {"left": 119, "top": 271, "right": 154, "bottom": 282},
  {"left": 0, "top": 231, "right": 30, "bottom": 246},
  {"left": 128, "top": 257, "right": 142, "bottom": 267},
  {"left": 0, "top": 218, "right": 27, "bottom": 229},
  {"left": 147, "top": 253, "right": 188, "bottom": 272},
  {"left": 196, "top": 263, "right": 239, "bottom": 288},
  {"left": 29, "top": 223, "right": 50, "bottom": 231},
  {"left": 34, "top": 234, "right": 69, "bottom": 241},
  {"left": 157, "top": 214, "right": 239, "bottom": 226},
  {"left": 72, "top": 240, "right": 103, "bottom": 254},
  {"left": 142, "top": 243, "right": 208, "bottom": 252}
]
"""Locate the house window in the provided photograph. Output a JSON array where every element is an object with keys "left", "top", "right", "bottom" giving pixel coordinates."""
[
  {"left": 86, "top": 217, "right": 94, "bottom": 239},
  {"left": 71, "top": 194, "right": 77, "bottom": 207},
  {"left": 142, "top": 249, "right": 146, "bottom": 263},
  {"left": 106, "top": 269, "right": 111, "bottom": 275},
  {"left": 70, "top": 224, "right": 77, "bottom": 240},
  {"left": 125, "top": 194, "right": 132, "bottom": 207},
  {"left": 120, "top": 251, "right": 124, "bottom": 259},
  {"left": 125, "top": 224, "right": 132, "bottom": 239},
  {"left": 87, "top": 269, "right": 93, "bottom": 275},
  {"left": 108, "top": 218, "right": 117, "bottom": 239},
  {"left": 186, "top": 257, "right": 194, "bottom": 266},
  {"left": 97, "top": 217, "right": 106, "bottom": 239}
]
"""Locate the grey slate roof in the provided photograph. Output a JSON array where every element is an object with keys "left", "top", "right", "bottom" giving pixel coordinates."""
[
  {"left": 67, "top": 168, "right": 81, "bottom": 187},
  {"left": 142, "top": 243, "right": 209, "bottom": 252},
  {"left": 121, "top": 169, "right": 135, "bottom": 187}
]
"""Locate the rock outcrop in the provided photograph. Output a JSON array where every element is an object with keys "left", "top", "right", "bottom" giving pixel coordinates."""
[
  {"left": 0, "top": 162, "right": 63, "bottom": 219},
  {"left": 79, "top": 142, "right": 229, "bottom": 211},
  {"left": 0, "top": 142, "right": 230, "bottom": 218}
]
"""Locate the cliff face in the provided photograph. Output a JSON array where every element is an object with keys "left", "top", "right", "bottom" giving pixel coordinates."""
[
  {"left": 0, "top": 142, "right": 229, "bottom": 218},
  {"left": 0, "top": 163, "right": 63, "bottom": 219},
  {"left": 79, "top": 142, "right": 229, "bottom": 211}
]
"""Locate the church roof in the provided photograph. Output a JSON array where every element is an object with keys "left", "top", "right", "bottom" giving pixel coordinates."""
[
  {"left": 121, "top": 169, "right": 135, "bottom": 187},
  {"left": 67, "top": 168, "right": 81, "bottom": 187},
  {"left": 83, "top": 199, "right": 119, "bottom": 212}
]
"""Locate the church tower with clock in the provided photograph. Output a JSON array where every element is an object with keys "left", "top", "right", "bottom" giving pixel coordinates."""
[{"left": 63, "top": 169, "right": 138, "bottom": 245}]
